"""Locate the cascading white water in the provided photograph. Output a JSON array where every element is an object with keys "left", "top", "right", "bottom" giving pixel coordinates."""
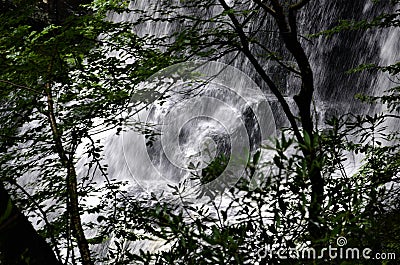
[
  {"left": 97, "top": 61, "right": 276, "bottom": 197},
  {"left": 377, "top": 24, "right": 400, "bottom": 133},
  {"left": 97, "top": 0, "right": 400, "bottom": 193},
  {"left": 77, "top": 0, "right": 399, "bottom": 260}
]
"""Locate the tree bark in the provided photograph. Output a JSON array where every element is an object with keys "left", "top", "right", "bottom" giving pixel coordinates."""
[
  {"left": 272, "top": 2, "right": 325, "bottom": 242},
  {"left": 46, "top": 88, "right": 93, "bottom": 265},
  {"left": 220, "top": 0, "right": 325, "bottom": 242}
]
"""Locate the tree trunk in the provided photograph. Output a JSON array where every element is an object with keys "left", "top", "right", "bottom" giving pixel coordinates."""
[
  {"left": 46, "top": 88, "right": 93, "bottom": 265},
  {"left": 271, "top": 1, "right": 325, "bottom": 243},
  {"left": 220, "top": 0, "right": 326, "bottom": 243}
]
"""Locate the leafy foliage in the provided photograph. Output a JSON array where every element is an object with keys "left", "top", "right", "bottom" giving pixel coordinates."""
[{"left": 0, "top": 0, "right": 399, "bottom": 264}]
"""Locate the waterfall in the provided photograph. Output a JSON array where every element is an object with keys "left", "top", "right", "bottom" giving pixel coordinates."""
[
  {"left": 97, "top": 0, "right": 400, "bottom": 193},
  {"left": 76, "top": 0, "right": 400, "bottom": 260}
]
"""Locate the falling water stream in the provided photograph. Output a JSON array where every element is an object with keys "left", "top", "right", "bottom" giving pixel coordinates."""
[
  {"left": 75, "top": 0, "right": 400, "bottom": 260},
  {"left": 95, "top": 1, "right": 400, "bottom": 197}
]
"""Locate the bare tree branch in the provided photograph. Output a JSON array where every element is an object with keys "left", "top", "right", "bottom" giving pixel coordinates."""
[
  {"left": 10, "top": 181, "right": 62, "bottom": 262},
  {"left": 217, "top": 0, "right": 303, "bottom": 143},
  {"left": 289, "top": 0, "right": 311, "bottom": 11},
  {"left": 252, "top": 0, "right": 276, "bottom": 17},
  {"left": 0, "top": 79, "right": 42, "bottom": 94},
  {"left": 252, "top": 40, "right": 302, "bottom": 75}
]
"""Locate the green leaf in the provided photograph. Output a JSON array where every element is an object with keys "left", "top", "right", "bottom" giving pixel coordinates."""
[{"left": 0, "top": 199, "right": 13, "bottom": 225}]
